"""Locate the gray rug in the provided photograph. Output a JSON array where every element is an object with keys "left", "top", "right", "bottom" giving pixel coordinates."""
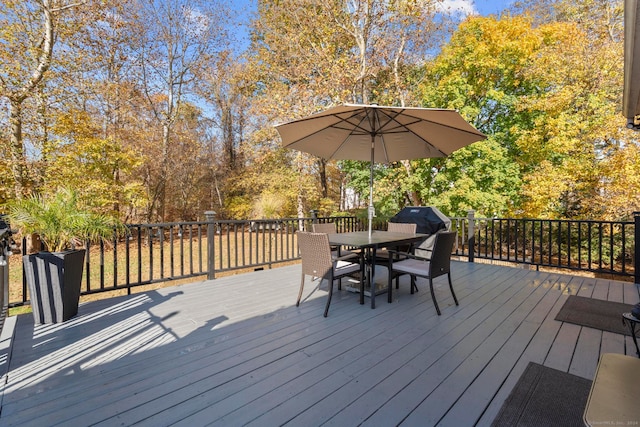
[
  {"left": 555, "top": 295, "right": 633, "bottom": 335},
  {"left": 491, "top": 362, "right": 592, "bottom": 427}
]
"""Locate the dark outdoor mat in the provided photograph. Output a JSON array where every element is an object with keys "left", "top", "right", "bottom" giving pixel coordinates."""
[
  {"left": 491, "top": 362, "right": 592, "bottom": 427},
  {"left": 555, "top": 295, "right": 633, "bottom": 335}
]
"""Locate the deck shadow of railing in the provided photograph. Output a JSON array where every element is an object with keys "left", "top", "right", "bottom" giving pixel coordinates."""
[
  {"left": 4, "top": 261, "right": 628, "bottom": 426},
  {"left": 0, "top": 288, "right": 234, "bottom": 425}
]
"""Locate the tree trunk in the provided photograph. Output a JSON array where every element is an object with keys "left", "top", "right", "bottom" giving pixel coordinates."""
[
  {"left": 318, "top": 159, "right": 328, "bottom": 198},
  {"left": 158, "top": 122, "right": 171, "bottom": 221},
  {"left": 9, "top": 99, "right": 27, "bottom": 198},
  {"left": 222, "top": 106, "right": 235, "bottom": 170},
  {"left": 5, "top": 0, "right": 57, "bottom": 198},
  {"left": 402, "top": 160, "right": 422, "bottom": 206}
]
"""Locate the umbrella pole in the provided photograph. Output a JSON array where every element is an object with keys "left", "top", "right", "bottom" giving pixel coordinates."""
[{"left": 368, "top": 134, "right": 375, "bottom": 239}]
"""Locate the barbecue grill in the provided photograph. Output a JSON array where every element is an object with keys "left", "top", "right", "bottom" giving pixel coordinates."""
[{"left": 389, "top": 206, "right": 451, "bottom": 257}]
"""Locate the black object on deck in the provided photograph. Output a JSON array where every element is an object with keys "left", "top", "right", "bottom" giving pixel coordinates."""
[{"left": 390, "top": 206, "right": 447, "bottom": 235}]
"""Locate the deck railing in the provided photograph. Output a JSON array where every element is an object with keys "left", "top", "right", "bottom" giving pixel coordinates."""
[
  {"left": 3, "top": 211, "right": 638, "bottom": 308},
  {"left": 450, "top": 212, "right": 637, "bottom": 281},
  {"left": 5, "top": 213, "right": 364, "bottom": 307}
]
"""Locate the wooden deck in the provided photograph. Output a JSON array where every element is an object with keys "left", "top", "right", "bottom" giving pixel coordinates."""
[{"left": 0, "top": 261, "right": 638, "bottom": 426}]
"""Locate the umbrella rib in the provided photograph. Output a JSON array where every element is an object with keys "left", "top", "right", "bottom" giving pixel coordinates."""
[
  {"left": 363, "top": 107, "right": 416, "bottom": 164},
  {"left": 279, "top": 110, "right": 374, "bottom": 156},
  {"left": 383, "top": 109, "right": 485, "bottom": 138},
  {"left": 325, "top": 111, "right": 370, "bottom": 159},
  {"left": 373, "top": 108, "right": 403, "bottom": 163}
]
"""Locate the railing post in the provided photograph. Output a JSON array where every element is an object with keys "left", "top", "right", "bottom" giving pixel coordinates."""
[
  {"left": 309, "top": 209, "right": 319, "bottom": 232},
  {"left": 0, "top": 225, "right": 13, "bottom": 318},
  {"left": 635, "top": 211, "right": 640, "bottom": 284},
  {"left": 0, "top": 251, "right": 7, "bottom": 319},
  {"left": 467, "top": 210, "right": 475, "bottom": 263},
  {"left": 205, "top": 211, "right": 216, "bottom": 280}
]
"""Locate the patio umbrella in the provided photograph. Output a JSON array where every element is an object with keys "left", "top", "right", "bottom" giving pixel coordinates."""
[{"left": 275, "top": 104, "right": 487, "bottom": 237}]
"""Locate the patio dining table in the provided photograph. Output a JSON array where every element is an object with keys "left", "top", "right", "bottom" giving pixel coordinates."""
[{"left": 327, "top": 231, "right": 429, "bottom": 309}]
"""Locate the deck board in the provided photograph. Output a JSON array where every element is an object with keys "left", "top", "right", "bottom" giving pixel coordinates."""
[
  {"left": 438, "top": 274, "right": 565, "bottom": 426},
  {"left": 399, "top": 272, "right": 556, "bottom": 426},
  {"left": 326, "top": 268, "right": 529, "bottom": 427},
  {"left": 1, "top": 261, "right": 638, "bottom": 426}
]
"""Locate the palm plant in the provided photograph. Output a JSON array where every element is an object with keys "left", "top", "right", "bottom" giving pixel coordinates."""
[{"left": 6, "top": 188, "right": 123, "bottom": 252}]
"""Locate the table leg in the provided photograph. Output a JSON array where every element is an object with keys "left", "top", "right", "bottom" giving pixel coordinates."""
[
  {"left": 631, "top": 322, "right": 640, "bottom": 357},
  {"left": 623, "top": 314, "right": 640, "bottom": 358},
  {"left": 359, "top": 249, "right": 365, "bottom": 305},
  {"left": 370, "top": 248, "right": 377, "bottom": 309}
]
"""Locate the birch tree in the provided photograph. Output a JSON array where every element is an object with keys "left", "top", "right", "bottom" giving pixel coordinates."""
[{"left": 0, "top": 0, "right": 84, "bottom": 198}]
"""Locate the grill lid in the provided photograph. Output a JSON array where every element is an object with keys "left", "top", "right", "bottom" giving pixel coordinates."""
[{"left": 390, "top": 206, "right": 449, "bottom": 235}]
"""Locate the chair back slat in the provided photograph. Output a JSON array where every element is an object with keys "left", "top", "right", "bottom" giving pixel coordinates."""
[
  {"left": 385, "top": 222, "right": 417, "bottom": 255},
  {"left": 387, "top": 222, "right": 416, "bottom": 234},
  {"left": 312, "top": 223, "right": 337, "bottom": 234},
  {"left": 297, "top": 231, "right": 332, "bottom": 277},
  {"left": 430, "top": 231, "right": 456, "bottom": 278}
]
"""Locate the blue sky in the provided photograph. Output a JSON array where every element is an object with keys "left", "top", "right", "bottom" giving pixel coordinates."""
[{"left": 475, "top": 0, "right": 514, "bottom": 16}]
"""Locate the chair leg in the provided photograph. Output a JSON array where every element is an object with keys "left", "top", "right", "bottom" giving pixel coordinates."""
[
  {"left": 360, "top": 259, "right": 365, "bottom": 305},
  {"left": 297, "top": 273, "right": 305, "bottom": 306},
  {"left": 448, "top": 273, "right": 459, "bottom": 306},
  {"left": 410, "top": 275, "right": 417, "bottom": 294},
  {"left": 387, "top": 270, "right": 393, "bottom": 303},
  {"left": 429, "top": 277, "right": 441, "bottom": 315},
  {"left": 324, "top": 273, "right": 334, "bottom": 317}
]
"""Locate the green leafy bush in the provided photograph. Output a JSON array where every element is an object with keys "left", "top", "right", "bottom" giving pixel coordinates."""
[{"left": 6, "top": 188, "right": 124, "bottom": 252}]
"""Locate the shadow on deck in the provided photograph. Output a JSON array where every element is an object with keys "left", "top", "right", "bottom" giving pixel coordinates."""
[{"left": 0, "top": 262, "right": 638, "bottom": 426}]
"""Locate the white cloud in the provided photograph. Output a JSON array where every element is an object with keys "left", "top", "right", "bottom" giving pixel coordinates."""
[{"left": 436, "top": 0, "right": 477, "bottom": 17}]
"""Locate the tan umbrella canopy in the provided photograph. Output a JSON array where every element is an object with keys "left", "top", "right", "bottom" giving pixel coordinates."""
[{"left": 275, "top": 104, "right": 487, "bottom": 236}]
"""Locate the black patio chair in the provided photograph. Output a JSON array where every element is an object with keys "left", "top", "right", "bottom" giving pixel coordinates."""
[{"left": 386, "top": 231, "right": 458, "bottom": 315}]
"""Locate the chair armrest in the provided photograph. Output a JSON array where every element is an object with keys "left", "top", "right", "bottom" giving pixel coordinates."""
[
  {"left": 420, "top": 248, "right": 434, "bottom": 257},
  {"left": 584, "top": 353, "right": 640, "bottom": 426},
  {"left": 387, "top": 249, "right": 430, "bottom": 262},
  {"left": 334, "top": 253, "right": 361, "bottom": 262}
]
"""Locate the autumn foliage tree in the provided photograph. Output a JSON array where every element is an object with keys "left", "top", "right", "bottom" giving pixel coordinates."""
[
  {"left": 0, "top": 0, "right": 88, "bottom": 198},
  {"left": 248, "top": 0, "right": 454, "bottom": 217},
  {"left": 1, "top": 0, "right": 638, "bottom": 224},
  {"left": 512, "top": 2, "right": 630, "bottom": 219},
  {"left": 415, "top": 8, "right": 638, "bottom": 219},
  {"left": 44, "top": 109, "right": 145, "bottom": 218}
]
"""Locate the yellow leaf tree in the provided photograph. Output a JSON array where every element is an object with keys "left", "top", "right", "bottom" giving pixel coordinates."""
[{"left": 0, "top": 0, "right": 88, "bottom": 198}]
